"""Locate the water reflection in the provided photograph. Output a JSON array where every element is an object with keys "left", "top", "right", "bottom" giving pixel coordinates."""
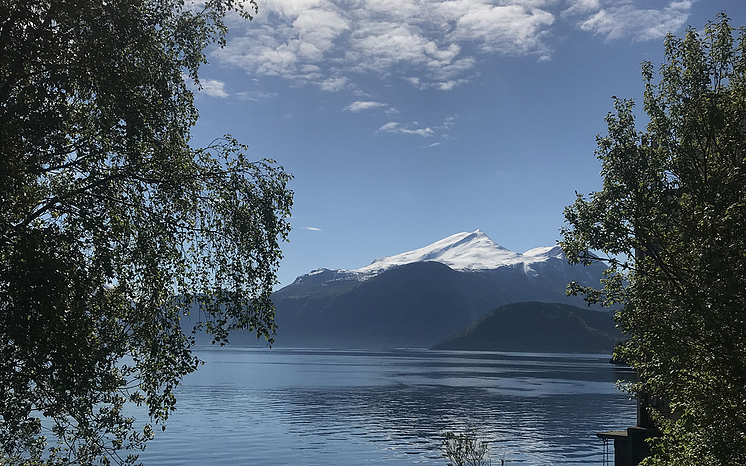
[{"left": 139, "top": 348, "right": 635, "bottom": 465}]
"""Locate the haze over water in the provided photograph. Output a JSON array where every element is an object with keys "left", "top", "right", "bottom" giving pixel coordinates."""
[{"left": 138, "top": 348, "right": 635, "bottom": 465}]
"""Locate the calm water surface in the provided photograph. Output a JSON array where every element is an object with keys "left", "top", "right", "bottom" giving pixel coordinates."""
[{"left": 138, "top": 348, "right": 636, "bottom": 465}]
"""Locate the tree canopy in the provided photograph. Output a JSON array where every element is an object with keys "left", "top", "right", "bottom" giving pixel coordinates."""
[
  {"left": 0, "top": 1, "right": 293, "bottom": 464},
  {"left": 561, "top": 13, "right": 746, "bottom": 466}
]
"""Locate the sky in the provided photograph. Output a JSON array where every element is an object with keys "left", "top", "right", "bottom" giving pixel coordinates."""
[{"left": 187, "top": 0, "right": 746, "bottom": 288}]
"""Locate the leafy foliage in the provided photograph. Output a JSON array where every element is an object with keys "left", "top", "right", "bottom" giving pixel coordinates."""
[
  {"left": 0, "top": 0, "right": 293, "bottom": 464},
  {"left": 441, "top": 430, "right": 491, "bottom": 466},
  {"left": 560, "top": 13, "right": 746, "bottom": 466}
]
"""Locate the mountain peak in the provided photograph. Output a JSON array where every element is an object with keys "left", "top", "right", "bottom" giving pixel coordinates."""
[{"left": 356, "top": 230, "right": 524, "bottom": 275}]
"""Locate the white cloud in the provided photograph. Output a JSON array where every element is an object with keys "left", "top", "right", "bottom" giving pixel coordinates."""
[
  {"left": 406, "top": 128, "right": 436, "bottom": 137},
  {"left": 184, "top": 76, "right": 230, "bottom": 97},
  {"left": 377, "top": 115, "right": 456, "bottom": 138},
  {"left": 378, "top": 121, "right": 400, "bottom": 132},
  {"left": 431, "top": 57, "right": 476, "bottom": 80},
  {"left": 319, "top": 75, "right": 349, "bottom": 91},
  {"left": 443, "top": 3, "right": 555, "bottom": 54},
  {"left": 385, "top": 107, "right": 400, "bottom": 115},
  {"left": 200, "top": 79, "right": 229, "bottom": 97},
  {"left": 344, "top": 101, "right": 387, "bottom": 112},
  {"left": 562, "top": 0, "right": 600, "bottom": 16},
  {"left": 435, "top": 78, "right": 472, "bottom": 90},
  {"left": 377, "top": 121, "right": 435, "bottom": 137},
  {"left": 301, "top": 226, "right": 322, "bottom": 231},
  {"left": 235, "top": 90, "right": 279, "bottom": 101},
  {"left": 566, "top": 1, "right": 692, "bottom": 41},
  {"left": 261, "top": 0, "right": 329, "bottom": 17},
  {"left": 436, "top": 115, "right": 457, "bottom": 130},
  {"left": 403, "top": 76, "right": 424, "bottom": 89},
  {"left": 405, "top": 74, "right": 473, "bottom": 90},
  {"left": 347, "top": 22, "right": 466, "bottom": 77}
]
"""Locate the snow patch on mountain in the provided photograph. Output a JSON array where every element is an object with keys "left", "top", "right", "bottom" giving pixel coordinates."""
[
  {"left": 354, "top": 230, "right": 562, "bottom": 277},
  {"left": 523, "top": 245, "right": 565, "bottom": 260}
]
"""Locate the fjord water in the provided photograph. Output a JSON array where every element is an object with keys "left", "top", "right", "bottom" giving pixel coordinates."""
[{"left": 138, "top": 348, "right": 635, "bottom": 465}]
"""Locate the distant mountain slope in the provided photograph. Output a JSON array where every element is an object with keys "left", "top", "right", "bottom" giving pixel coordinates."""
[
  {"left": 270, "top": 230, "right": 608, "bottom": 349},
  {"left": 433, "top": 302, "right": 622, "bottom": 353}
]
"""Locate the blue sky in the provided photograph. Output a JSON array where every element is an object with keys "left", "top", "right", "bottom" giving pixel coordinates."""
[{"left": 188, "top": 0, "right": 745, "bottom": 287}]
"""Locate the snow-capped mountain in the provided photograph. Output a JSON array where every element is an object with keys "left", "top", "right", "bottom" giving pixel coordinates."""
[
  {"left": 295, "top": 230, "right": 566, "bottom": 286},
  {"left": 358, "top": 229, "right": 556, "bottom": 274},
  {"left": 269, "top": 230, "right": 607, "bottom": 349}
]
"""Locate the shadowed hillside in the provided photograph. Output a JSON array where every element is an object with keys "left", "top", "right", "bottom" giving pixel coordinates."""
[
  {"left": 271, "top": 260, "right": 606, "bottom": 348},
  {"left": 433, "top": 302, "right": 622, "bottom": 353}
]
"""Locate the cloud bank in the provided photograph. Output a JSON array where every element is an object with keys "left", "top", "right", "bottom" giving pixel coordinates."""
[{"left": 215, "top": 0, "right": 693, "bottom": 91}]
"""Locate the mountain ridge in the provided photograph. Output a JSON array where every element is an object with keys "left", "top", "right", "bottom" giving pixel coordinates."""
[
  {"left": 285, "top": 230, "right": 571, "bottom": 288},
  {"left": 270, "top": 230, "right": 608, "bottom": 349}
]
